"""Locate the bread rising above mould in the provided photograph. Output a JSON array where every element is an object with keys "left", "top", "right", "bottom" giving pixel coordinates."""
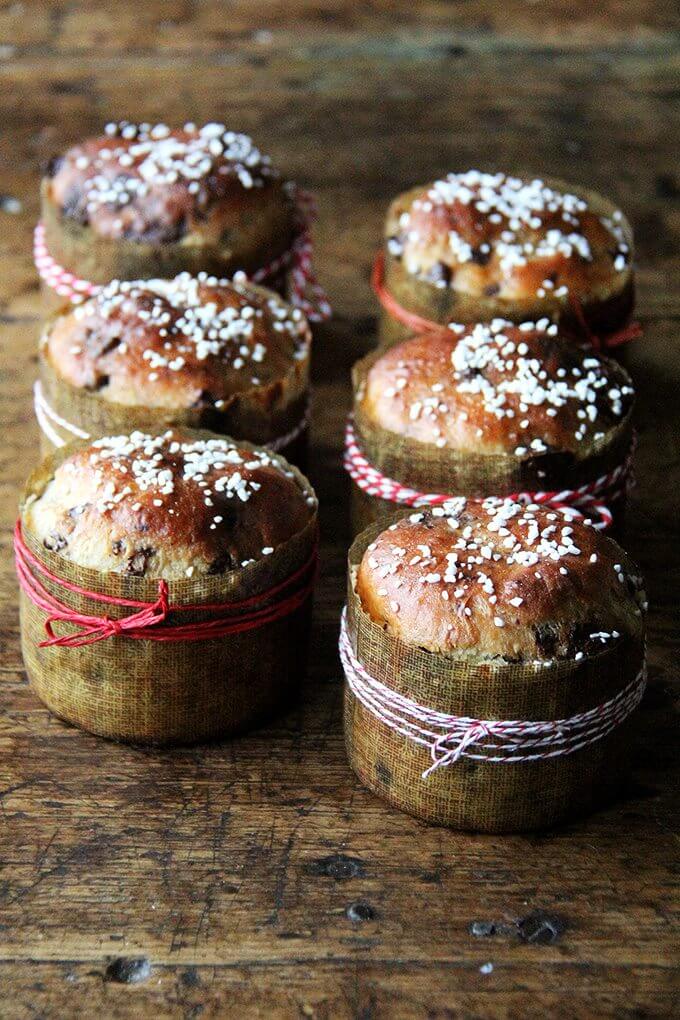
[
  {"left": 44, "top": 121, "right": 294, "bottom": 249},
  {"left": 357, "top": 320, "right": 634, "bottom": 460},
  {"left": 356, "top": 498, "right": 647, "bottom": 661},
  {"left": 24, "top": 429, "right": 317, "bottom": 580},
  {"left": 43, "top": 273, "right": 310, "bottom": 411},
  {"left": 386, "top": 171, "right": 633, "bottom": 310}
]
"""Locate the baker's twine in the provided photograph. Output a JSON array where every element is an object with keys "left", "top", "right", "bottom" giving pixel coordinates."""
[
  {"left": 339, "top": 609, "right": 646, "bottom": 778},
  {"left": 33, "top": 186, "right": 331, "bottom": 322},
  {"left": 14, "top": 520, "right": 317, "bottom": 648},
  {"left": 372, "top": 248, "right": 642, "bottom": 351},
  {"left": 344, "top": 417, "right": 633, "bottom": 531},
  {"left": 33, "top": 380, "right": 311, "bottom": 455}
]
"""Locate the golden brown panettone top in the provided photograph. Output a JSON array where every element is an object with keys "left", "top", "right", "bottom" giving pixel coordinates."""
[
  {"left": 24, "top": 429, "right": 317, "bottom": 580},
  {"left": 43, "top": 273, "right": 311, "bottom": 410},
  {"left": 44, "top": 121, "right": 295, "bottom": 247},
  {"left": 385, "top": 172, "right": 632, "bottom": 306},
  {"left": 356, "top": 499, "right": 646, "bottom": 661},
  {"left": 358, "top": 321, "right": 634, "bottom": 458}
]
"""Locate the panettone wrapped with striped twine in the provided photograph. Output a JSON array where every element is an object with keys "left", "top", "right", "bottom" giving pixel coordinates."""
[
  {"left": 346, "top": 322, "right": 635, "bottom": 535},
  {"left": 342, "top": 503, "right": 647, "bottom": 832}
]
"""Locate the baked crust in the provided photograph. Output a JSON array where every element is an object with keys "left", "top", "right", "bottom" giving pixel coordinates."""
[
  {"left": 380, "top": 173, "right": 635, "bottom": 342},
  {"left": 358, "top": 322, "right": 634, "bottom": 460},
  {"left": 43, "top": 274, "right": 310, "bottom": 411},
  {"left": 42, "top": 122, "right": 296, "bottom": 283},
  {"left": 355, "top": 499, "right": 646, "bottom": 661},
  {"left": 24, "top": 429, "right": 317, "bottom": 580}
]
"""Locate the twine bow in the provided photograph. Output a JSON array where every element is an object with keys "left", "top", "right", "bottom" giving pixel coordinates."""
[{"left": 15, "top": 520, "right": 317, "bottom": 647}]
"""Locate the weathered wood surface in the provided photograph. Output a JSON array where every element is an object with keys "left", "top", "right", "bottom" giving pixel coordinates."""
[{"left": 0, "top": 3, "right": 679, "bottom": 1017}]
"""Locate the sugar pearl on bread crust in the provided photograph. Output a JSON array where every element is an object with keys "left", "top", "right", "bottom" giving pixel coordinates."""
[
  {"left": 46, "top": 122, "right": 294, "bottom": 245},
  {"left": 25, "top": 429, "right": 317, "bottom": 580},
  {"left": 44, "top": 273, "right": 310, "bottom": 411},
  {"left": 386, "top": 171, "right": 632, "bottom": 305},
  {"left": 359, "top": 322, "right": 634, "bottom": 459},
  {"left": 356, "top": 499, "right": 646, "bottom": 661}
]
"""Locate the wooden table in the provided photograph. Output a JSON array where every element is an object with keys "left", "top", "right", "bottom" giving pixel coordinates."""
[{"left": 0, "top": 3, "right": 678, "bottom": 1016}]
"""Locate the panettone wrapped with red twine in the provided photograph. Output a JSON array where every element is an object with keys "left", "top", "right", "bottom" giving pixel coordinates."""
[
  {"left": 342, "top": 500, "right": 647, "bottom": 832},
  {"left": 374, "top": 172, "right": 639, "bottom": 351},
  {"left": 36, "top": 121, "right": 330, "bottom": 322},
  {"left": 35, "top": 273, "right": 312, "bottom": 469},
  {"left": 16, "top": 428, "right": 318, "bottom": 745},
  {"left": 346, "top": 320, "right": 635, "bottom": 535}
]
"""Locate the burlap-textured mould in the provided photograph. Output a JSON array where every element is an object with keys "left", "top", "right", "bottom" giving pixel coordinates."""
[
  {"left": 342, "top": 525, "right": 646, "bottom": 833},
  {"left": 16, "top": 439, "right": 318, "bottom": 746},
  {"left": 347, "top": 350, "right": 635, "bottom": 535},
  {"left": 35, "top": 286, "right": 311, "bottom": 468},
  {"left": 374, "top": 177, "right": 637, "bottom": 349}
]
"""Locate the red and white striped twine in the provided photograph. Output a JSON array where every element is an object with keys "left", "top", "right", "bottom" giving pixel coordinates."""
[
  {"left": 344, "top": 417, "right": 633, "bottom": 531},
  {"left": 340, "top": 609, "right": 646, "bottom": 778},
  {"left": 33, "top": 380, "right": 310, "bottom": 455},
  {"left": 33, "top": 187, "right": 331, "bottom": 322}
]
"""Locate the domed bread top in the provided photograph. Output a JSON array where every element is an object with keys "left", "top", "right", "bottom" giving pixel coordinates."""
[
  {"left": 385, "top": 172, "right": 632, "bottom": 305},
  {"left": 24, "top": 430, "right": 317, "bottom": 580},
  {"left": 357, "top": 499, "right": 646, "bottom": 661},
  {"left": 44, "top": 122, "right": 295, "bottom": 246},
  {"left": 43, "top": 273, "right": 311, "bottom": 410},
  {"left": 357, "top": 320, "right": 634, "bottom": 458}
]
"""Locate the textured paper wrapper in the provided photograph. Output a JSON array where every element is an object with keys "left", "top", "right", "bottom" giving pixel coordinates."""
[
  {"left": 377, "top": 179, "right": 635, "bottom": 348},
  {"left": 19, "top": 437, "right": 317, "bottom": 746},
  {"left": 344, "top": 524, "right": 644, "bottom": 833},
  {"left": 37, "top": 299, "right": 311, "bottom": 470},
  {"left": 349, "top": 351, "right": 632, "bottom": 535},
  {"left": 40, "top": 178, "right": 295, "bottom": 315}
]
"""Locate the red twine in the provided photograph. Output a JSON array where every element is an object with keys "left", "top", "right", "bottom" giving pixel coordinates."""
[
  {"left": 344, "top": 418, "right": 634, "bottom": 531},
  {"left": 372, "top": 248, "right": 641, "bottom": 351},
  {"left": 14, "top": 520, "right": 317, "bottom": 648},
  {"left": 34, "top": 186, "right": 331, "bottom": 322}
]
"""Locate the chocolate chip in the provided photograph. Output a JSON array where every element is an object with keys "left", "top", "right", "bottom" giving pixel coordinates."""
[
  {"left": 100, "top": 335, "right": 122, "bottom": 356},
  {"left": 424, "top": 261, "right": 452, "bottom": 286},
  {"left": 126, "top": 547, "right": 153, "bottom": 576},
  {"left": 484, "top": 283, "right": 501, "bottom": 296},
  {"left": 192, "top": 389, "right": 218, "bottom": 409},
  {"left": 207, "top": 549, "right": 237, "bottom": 575},
  {"left": 43, "top": 532, "right": 68, "bottom": 552},
  {"left": 92, "top": 374, "right": 110, "bottom": 392},
  {"left": 533, "top": 621, "right": 560, "bottom": 658},
  {"left": 45, "top": 155, "right": 64, "bottom": 179},
  {"left": 111, "top": 539, "right": 125, "bottom": 556},
  {"left": 470, "top": 246, "right": 491, "bottom": 266}
]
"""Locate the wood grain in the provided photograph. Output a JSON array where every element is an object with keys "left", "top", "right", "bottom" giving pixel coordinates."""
[{"left": 0, "top": 2, "right": 678, "bottom": 1016}]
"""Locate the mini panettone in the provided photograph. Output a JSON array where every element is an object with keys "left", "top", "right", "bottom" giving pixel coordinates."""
[
  {"left": 374, "top": 172, "right": 638, "bottom": 348},
  {"left": 35, "top": 273, "right": 311, "bottom": 465},
  {"left": 36, "top": 121, "right": 330, "bottom": 320},
  {"left": 341, "top": 499, "right": 647, "bottom": 832},
  {"left": 346, "top": 319, "right": 635, "bottom": 533},
  {"left": 15, "top": 428, "right": 318, "bottom": 745}
]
